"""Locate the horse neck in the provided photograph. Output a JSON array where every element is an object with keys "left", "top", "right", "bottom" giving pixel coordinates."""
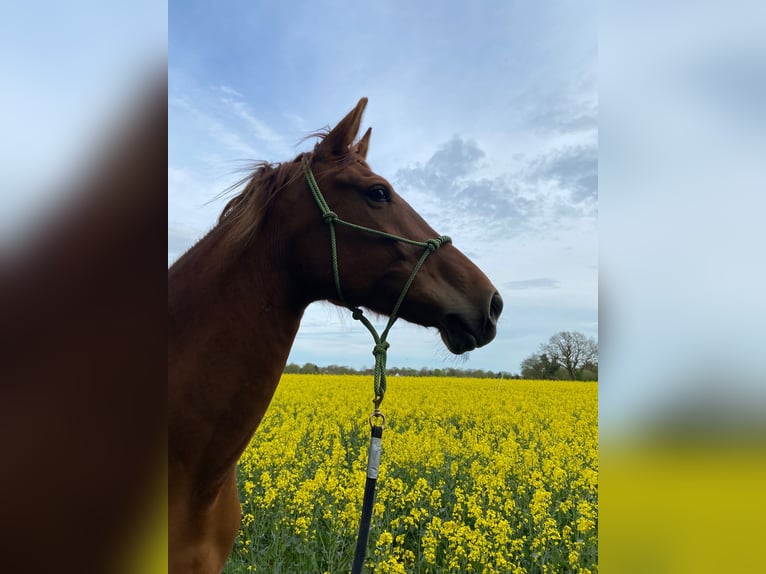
[{"left": 168, "top": 223, "right": 304, "bottom": 494}]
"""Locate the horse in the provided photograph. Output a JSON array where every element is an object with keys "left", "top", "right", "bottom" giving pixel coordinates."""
[{"left": 168, "top": 98, "right": 503, "bottom": 573}]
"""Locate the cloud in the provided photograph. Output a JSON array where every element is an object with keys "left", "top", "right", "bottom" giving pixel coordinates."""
[
  {"left": 393, "top": 136, "right": 483, "bottom": 192},
  {"left": 217, "top": 93, "right": 290, "bottom": 154},
  {"left": 393, "top": 136, "right": 597, "bottom": 242},
  {"left": 527, "top": 97, "right": 598, "bottom": 136},
  {"left": 215, "top": 85, "right": 244, "bottom": 99},
  {"left": 170, "top": 95, "right": 260, "bottom": 158},
  {"left": 527, "top": 144, "right": 598, "bottom": 205},
  {"left": 394, "top": 136, "right": 539, "bottom": 237},
  {"left": 283, "top": 111, "right": 308, "bottom": 131},
  {"left": 504, "top": 278, "right": 561, "bottom": 290},
  {"left": 457, "top": 178, "right": 537, "bottom": 221},
  {"left": 169, "top": 83, "right": 295, "bottom": 162},
  {"left": 524, "top": 59, "right": 598, "bottom": 136},
  {"left": 427, "top": 135, "right": 485, "bottom": 180}
]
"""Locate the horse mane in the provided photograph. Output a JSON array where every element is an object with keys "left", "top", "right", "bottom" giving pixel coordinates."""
[
  {"left": 215, "top": 129, "right": 360, "bottom": 255},
  {"left": 216, "top": 152, "right": 308, "bottom": 251}
]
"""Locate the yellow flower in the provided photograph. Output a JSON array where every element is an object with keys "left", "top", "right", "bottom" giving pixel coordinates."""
[
  {"left": 294, "top": 516, "right": 310, "bottom": 536},
  {"left": 568, "top": 549, "right": 579, "bottom": 568},
  {"left": 576, "top": 516, "right": 595, "bottom": 533},
  {"left": 378, "top": 530, "right": 393, "bottom": 547},
  {"left": 233, "top": 375, "right": 597, "bottom": 573}
]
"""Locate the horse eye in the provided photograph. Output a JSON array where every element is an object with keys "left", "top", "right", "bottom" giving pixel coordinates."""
[{"left": 367, "top": 186, "right": 391, "bottom": 203}]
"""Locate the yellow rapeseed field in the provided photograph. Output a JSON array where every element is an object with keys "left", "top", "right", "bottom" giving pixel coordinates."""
[{"left": 226, "top": 375, "right": 597, "bottom": 574}]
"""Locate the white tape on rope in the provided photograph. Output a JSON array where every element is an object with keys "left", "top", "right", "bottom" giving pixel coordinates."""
[{"left": 366, "top": 436, "right": 382, "bottom": 479}]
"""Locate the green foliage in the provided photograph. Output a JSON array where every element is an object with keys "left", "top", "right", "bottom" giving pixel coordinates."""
[
  {"left": 520, "top": 353, "right": 563, "bottom": 380},
  {"left": 283, "top": 363, "right": 517, "bottom": 379},
  {"left": 537, "top": 331, "right": 598, "bottom": 381}
]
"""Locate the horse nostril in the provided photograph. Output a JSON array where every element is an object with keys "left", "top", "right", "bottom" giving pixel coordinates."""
[{"left": 489, "top": 291, "right": 503, "bottom": 323}]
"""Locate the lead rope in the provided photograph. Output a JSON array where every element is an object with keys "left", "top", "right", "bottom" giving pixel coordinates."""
[{"left": 302, "top": 156, "right": 450, "bottom": 573}]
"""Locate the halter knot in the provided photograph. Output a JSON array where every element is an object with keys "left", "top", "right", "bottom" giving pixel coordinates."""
[
  {"left": 372, "top": 342, "right": 390, "bottom": 357},
  {"left": 352, "top": 308, "right": 365, "bottom": 321},
  {"left": 323, "top": 211, "right": 339, "bottom": 223},
  {"left": 425, "top": 235, "right": 451, "bottom": 252}
]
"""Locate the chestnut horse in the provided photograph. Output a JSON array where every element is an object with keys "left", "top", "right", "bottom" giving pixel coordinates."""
[{"left": 168, "top": 98, "right": 503, "bottom": 573}]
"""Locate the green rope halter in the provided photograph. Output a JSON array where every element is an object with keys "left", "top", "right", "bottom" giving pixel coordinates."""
[{"left": 302, "top": 155, "right": 451, "bottom": 410}]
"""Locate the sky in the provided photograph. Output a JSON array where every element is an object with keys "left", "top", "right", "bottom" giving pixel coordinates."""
[
  {"left": 168, "top": 1, "right": 598, "bottom": 374},
  {"left": 0, "top": 0, "right": 762, "bottom": 436}
]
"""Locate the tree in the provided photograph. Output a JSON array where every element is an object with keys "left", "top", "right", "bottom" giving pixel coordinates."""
[
  {"left": 540, "top": 331, "right": 598, "bottom": 380},
  {"left": 283, "top": 362, "right": 300, "bottom": 374},
  {"left": 299, "top": 362, "right": 319, "bottom": 374},
  {"left": 520, "top": 353, "right": 560, "bottom": 379},
  {"left": 580, "top": 360, "right": 598, "bottom": 381}
]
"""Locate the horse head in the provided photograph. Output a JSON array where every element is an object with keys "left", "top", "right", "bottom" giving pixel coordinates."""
[{"left": 264, "top": 98, "right": 502, "bottom": 354}]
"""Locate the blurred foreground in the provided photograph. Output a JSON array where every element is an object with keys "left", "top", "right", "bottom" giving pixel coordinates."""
[
  {"left": 0, "top": 76, "right": 168, "bottom": 573},
  {"left": 601, "top": 1, "right": 766, "bottom": 572},
  {"left": 0, "top": 3, "right": 167, "bottom": 572},
  {"left": 601, "top": 438, "right": 765, "bottom": 573}
]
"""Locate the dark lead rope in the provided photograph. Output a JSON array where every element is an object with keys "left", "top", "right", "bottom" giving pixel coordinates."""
[
  {"left": 351, "top": 422, "right": 383, "bottom": 574},
  {"left": 302, "top": 155, "right": 450, "bottom": 573}
]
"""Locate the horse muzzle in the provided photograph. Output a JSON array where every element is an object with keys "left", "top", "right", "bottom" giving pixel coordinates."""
[{"left": 440, "top": 291, "right": 503, "bottom": 354}]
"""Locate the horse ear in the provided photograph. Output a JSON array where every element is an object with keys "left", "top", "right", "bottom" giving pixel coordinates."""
[
  {"left": 316, "top": 97, "right": 368, "bottom": 158},
  {"left": 355, "top": 127, "right": 372, "bottom": 159}
]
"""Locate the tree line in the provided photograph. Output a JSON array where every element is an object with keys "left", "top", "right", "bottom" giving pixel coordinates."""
[
  {"left": 283, "top": 362, "right": 514, "bottom": 379},
  {"left": 284, "top": 330, "right": 597, "bottom": 381}
]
